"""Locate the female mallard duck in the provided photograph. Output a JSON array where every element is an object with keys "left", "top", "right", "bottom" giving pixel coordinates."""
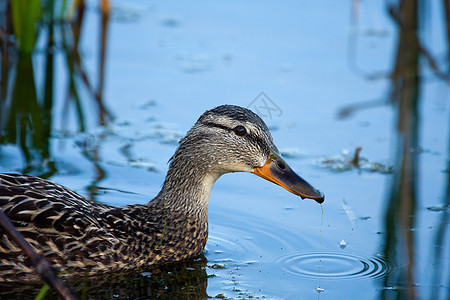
[{"left": 0, "top": 105, "right": 324, "bottom": 281}]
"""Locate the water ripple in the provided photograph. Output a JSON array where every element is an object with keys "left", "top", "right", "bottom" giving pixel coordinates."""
[
  {"left": 277, "top": 252, "right": 394, "bottom": 280},
  {"left": 206, "top": 209, "right": 317, "bottom": 265}
]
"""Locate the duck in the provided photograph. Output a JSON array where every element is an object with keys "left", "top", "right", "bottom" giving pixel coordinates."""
[{"left": 0, "top": 105, "right": 324, "bottom": 281}]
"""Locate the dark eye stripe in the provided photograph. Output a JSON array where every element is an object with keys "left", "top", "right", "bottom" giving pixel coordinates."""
[
  {"left": 200, "top": 121, "right": 269, "bottom": 156},
  {"left": 200, "top": 121, "right": 231, "bottom": 132}
]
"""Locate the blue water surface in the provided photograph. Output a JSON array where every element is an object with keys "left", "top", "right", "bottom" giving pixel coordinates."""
[{"left": 0, "top": 0, "right": 448, "bottom": 299}]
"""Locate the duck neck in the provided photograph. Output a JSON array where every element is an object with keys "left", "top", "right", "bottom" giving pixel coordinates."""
[{"left": 155, "top": 150, "right": 222, "bottom": 218}]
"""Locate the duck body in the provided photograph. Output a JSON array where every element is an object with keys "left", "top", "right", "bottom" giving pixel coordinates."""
[
  {"left": 0, "top": 174, "right": 207, "bottom": 281},
  {"left": 0, "top": 105, "right": 324, "bottom": 281}
]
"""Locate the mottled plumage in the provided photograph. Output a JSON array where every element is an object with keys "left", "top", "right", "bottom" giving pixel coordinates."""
[{"left": 0, "top": 105, "right": 324, "bottom": 281}]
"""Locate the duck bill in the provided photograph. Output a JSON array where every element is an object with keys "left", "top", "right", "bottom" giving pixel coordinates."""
[{"left": 253, "top": 150, "right": 324, "bottom": 203}]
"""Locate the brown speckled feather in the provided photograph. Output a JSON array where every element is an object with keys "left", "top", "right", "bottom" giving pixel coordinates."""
[{"left": 0, "top": 172, "right": 208, "bottom": 282}]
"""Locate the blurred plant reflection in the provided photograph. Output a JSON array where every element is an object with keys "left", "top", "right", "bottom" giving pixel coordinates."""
[
  {"left": 383, "top": 1, "right": 450, "bottom": 299},
  {"left": 341, "top": 0, "right": 449, "bottom": 119},
  {"left": 345, "top": 0, "right": 449, "bottom": 299},
  {"left": 0, "top": 0, "right": 112, "bottom": 179},
  {"left": 382, "top": 1, "right": 421, "bottom": 298},
  {"left": 429, "top": 148, "right": 449, "bottom": 300}
]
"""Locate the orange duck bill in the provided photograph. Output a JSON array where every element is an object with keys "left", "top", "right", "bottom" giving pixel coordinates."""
[{"left": 253, "top": 149, "right": 324, "bottom": 203}]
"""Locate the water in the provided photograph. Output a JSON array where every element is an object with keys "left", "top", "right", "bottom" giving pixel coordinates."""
[{"left": 0, "top": 0, "right": 448, "bottom": 299}]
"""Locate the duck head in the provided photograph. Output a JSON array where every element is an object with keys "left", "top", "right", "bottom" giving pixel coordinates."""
[{"left": 172, "top": 105, "right": 324, "bottom": 204}]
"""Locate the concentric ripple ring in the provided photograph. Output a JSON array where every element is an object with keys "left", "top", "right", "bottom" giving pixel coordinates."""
[{"left": 277, "top": 252, "right": 394, "bottom": 280}]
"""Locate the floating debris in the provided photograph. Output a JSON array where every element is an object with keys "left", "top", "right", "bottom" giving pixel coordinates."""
[
  {"left": 74, "top": 134, "right": 100, "bottom": 152},
  {"left": 427, "top": 206, "right": 449, "bottom": 212},
  {"left": 115, "top": 144, "right": 158, "bottom": 171},
  {"left": 110, "top": 3, "right": 143, "bottom": 22},
  {"left": 177, "top": 53, "right": 212, "bottom": 73},
  {"left": 116, "top": 120, "right": 131, "bottom": 127},
  {"left": 145, "top": 116, "right": 156, "bottom": 122},
  {"left": 319, "top": 147, "right": 393, "bottom": 174},
  {"left": 280, "top": 147, "right": 307, "bottom": 159},
  {"left": 340, "top": 240, "right": 347, "bottom": 249},
  {"left": 342, "top": 199, "right": 357, "bottom": 226},
  {"left": 221, "top": 51, "right": 233, "bottom": 63},
  {"left": 128, "top": 160, "right": 157, "bottom": 171},
  {"left": 160, "top": 17, "right": 181, "bottom": 28},
  {"left": 209, "top": 263, "right": 226, "bottom": 270},
  {"left": 147, "top": 124, "right": 185, "bottom": 144},
  {"left": 316, "top": 287, "right": 325, "bottom": 293},
  {"left": 139, "top": 99, "right": 157, "bottom": 109}
]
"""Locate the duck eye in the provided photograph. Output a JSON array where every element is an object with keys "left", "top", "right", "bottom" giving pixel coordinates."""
[{"left": 233, "top": 125, "right": 247, "bottom": 136}]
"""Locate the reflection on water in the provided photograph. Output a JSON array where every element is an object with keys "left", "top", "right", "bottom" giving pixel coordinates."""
[
  {"left": 0, "top": 255, "right": 208, "bottom": 299},
  {"left": 0, "top": 0, "right": 111, "bottom": 182},
  {"left": 382, "top": 1, "right": 448, "bottom": 300},
  {"left": 342, "top": 1, "right": 449, "bottom": 299},
  {"left": 0, "top": 52, "right": 54, "bottom": 176},
  {"left": 382, "top": 1, "right": 422, "bottom": 299}
]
